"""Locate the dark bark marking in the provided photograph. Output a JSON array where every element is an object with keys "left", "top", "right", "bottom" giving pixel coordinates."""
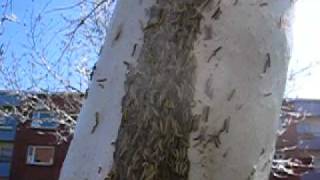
[
  {"left": 131, "top": 43, "right": 138, "bottom": 57},
  {"left": 260, "top": 148, "right": 265, "bottom": 156},
  {"left": 202, "top": 116, "right": 231, "bottom": 148},
  {"left": 202, "top": 106, "right": 210, "bottom": 122},
  {"left": 123, "top": 61, "right": 130, "bottom": 70},
  {"left": 227, "top": 89, "right": 236, "bottom": 101},
  {"left": 264, "top": 92, "right": 272, "bottom": 97},
  {"left": 222, "top": 150, "right": 228, "bottom": 158},
  {"left": 96, "top": 78, "right": 107, "bottom": 82},
  {"left": 91, "top": 112, "right": 99, "bottom": 134},
  {"left": 203, "top": 25, "right": 212, "bottom": 40},
  {"left": 207, "top": 46, "right": 222, "bottom": 62},
  {"left": 98, "top": 84, "right": 105, "bottom": 89},
  {"left": 247, "top": 168, "right": 256, "bottom": 180},
  {"left": 193, "top": 128, "right": 207, "bottom": 147},
  {"left": 211, "top": 7, "right": 222, "bottom": 20},
  {"left": 112, "top": 24, "right": 123, "bottom": 45},
  {"left": 259, "top": 2, "right": 268, "bottom": 7},
  {"left": 193, "top": 138, "right": 204, "bottom": 148},
  {"left": 208, "top": 134, "right": 221, "bottom": 148},
  {"left": 98, "top": 45, "right": 103, "bottom": 55},
  {"left": 222, "top": 116, "right": 231, "bottom": 133},
  {"left": 262, "top": 159, "right": 271, "bottom": 171},
  {"left": 263, "top": 53, "right": 271, "bottom": 73},
  {"left": 236, "top": 104, "right": 244, "bottom": 111},
  {"left": 233, "top": 0, "right": 239, "bottom": 6},
  {"left": 89, "top": 63, "right": 97, "bottom": 81},
  {"left": 205, "top": 76, "right": 214, "bottom": 99},
  {"left": 278, "top": 16, "right": 283, "bottom": 28},
  {"left": 200, "top": 0, "right": 212, "bottom": 10},
  {"left": 84, "top": 88, "right": 89, "bottom": 99}
]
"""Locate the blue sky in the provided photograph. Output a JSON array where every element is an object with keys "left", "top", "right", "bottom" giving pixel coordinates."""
[
  {"left": 285, "top": 0, "right": 320, "bottom": 99},
  {"left": 0, "top": 0, "right": 101, "bottom": 92}
]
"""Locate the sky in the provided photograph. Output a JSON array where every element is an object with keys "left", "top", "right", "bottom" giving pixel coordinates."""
[
  {"left": 0, "top": 0, "right": 103, "bottom": 92},
  {"left": 0, "top": 0, "right": 320, "bottom": 98},
  {"left": 285, "top": 0, "right": 320, "bottom": 99}
]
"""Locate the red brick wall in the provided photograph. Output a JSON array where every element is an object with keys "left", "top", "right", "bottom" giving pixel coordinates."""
[
  {"left": 275, "top": 122, "right": 299, "bottom": 151},
  {"left": 10, "top": 122, "right": 71, "bottom": 180},
  {"left": 270, "top": 117, "right": 316, "bottom": 180}
]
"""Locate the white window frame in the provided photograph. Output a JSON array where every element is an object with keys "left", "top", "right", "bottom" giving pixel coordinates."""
[{"left": 26, "top": 145, "right": 55, "bottom": 166}]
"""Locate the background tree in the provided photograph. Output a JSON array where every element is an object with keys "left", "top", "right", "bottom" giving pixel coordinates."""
[
  {"left": 0, "top": 0, "right": 114, "bottom": 92},
  {"left": 0, "top": 0, "right": 114, "bottom": 132}
]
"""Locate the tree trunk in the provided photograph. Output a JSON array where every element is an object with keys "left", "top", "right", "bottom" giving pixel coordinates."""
[{"left": 59, "top": 0, "right": 294, "bottom": 180}]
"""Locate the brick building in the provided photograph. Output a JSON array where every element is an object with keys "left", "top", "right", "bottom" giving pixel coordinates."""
[
  {"left": 271, "top": 99, "right": 320, "bottom": 180},
  {"left": 0, "top": 91, "right": 82, "bottom": 180},
  {"left": 0, "top": 91, "right": 21, "bottom": 180},
  {"left": 9, "top": 92, "right": 82, "bottom": 180}
]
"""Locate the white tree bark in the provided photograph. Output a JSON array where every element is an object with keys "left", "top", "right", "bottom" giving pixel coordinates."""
[
  {"left": 59, "top": 0, "right": 155, "bottom": 179},
  {"left": 188, "top": 1, "right": 294, "bottom": 180},
  {"left": 60, "top": 0, "right": 294, "bottom": 180}
]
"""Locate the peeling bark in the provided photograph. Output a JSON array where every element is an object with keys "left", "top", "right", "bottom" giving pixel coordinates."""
[
  {"left": 107, "top": 1, "right": 206, "bottom": 179},
  {"left": 60, "top": 0, "right": 294, "bottom": 180}
]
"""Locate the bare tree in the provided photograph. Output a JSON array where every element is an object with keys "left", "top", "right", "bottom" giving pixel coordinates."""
[
  {"left": 0, "top": 0, "right": 114, "bottom": 92},
  {"left": 0, "top": 0, "right": 115, "bottom": 126}
]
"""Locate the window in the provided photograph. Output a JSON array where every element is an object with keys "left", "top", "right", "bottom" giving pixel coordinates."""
[
  {"left": 313, "top": 158, "right": 320, "bottom": 170},
  {"left": 298, "top": 139, "right": 320, "bottom": 150},
  {"left": 31, "top": 111, "right": 59, "bottom": 129},
  {"left": 32, "top": 111, "right": 54, "bottom": 119},
  {"left": 26, "top": 146, "right": 55, "bottom": 166},
  {"left": 0, "top": 117, "right": 13, "bottom": 131},
  {"left": 0, "top": 143, "right": 13, "bottom": 162},
  {"left": 274, "top": 153, "right": 287, "bottom": 160},
  {"left": 297, "top": 122, "right": 320, "bottom": 137}
]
